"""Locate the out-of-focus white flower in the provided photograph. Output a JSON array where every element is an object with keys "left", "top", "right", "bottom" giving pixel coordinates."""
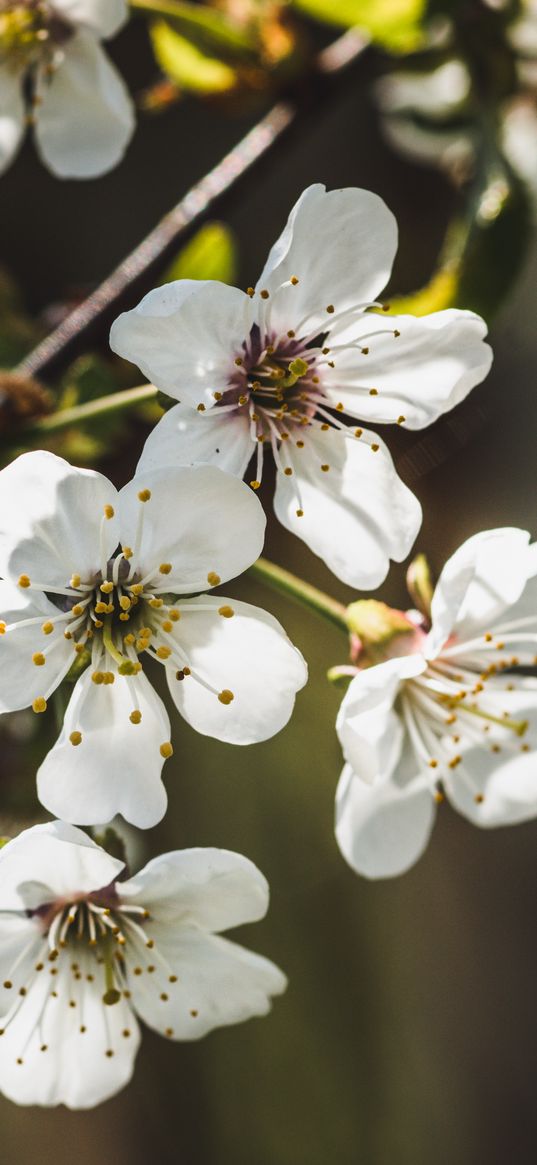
[
  {"left": 0, "top": 821, "right": 286, "bottom": 1108},
  {"left": 111, "top": 184, "right": 492, "bottom": 590},
  {"left": 0, "top": 451, "right": 307, "bottom": 827},
  {"left": 0, "top": 0, "right": 134, "bottom": 177},
  {"left": 334, "top": 528, "right": 537, "bottom": 878}
]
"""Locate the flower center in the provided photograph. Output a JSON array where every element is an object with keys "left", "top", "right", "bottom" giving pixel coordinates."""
[{"left": 0, "top": 2, "right": 72, "bottom": 71}]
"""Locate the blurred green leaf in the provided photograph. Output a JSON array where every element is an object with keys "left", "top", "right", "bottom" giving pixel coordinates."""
[
  {"left": 135, "top": 0, "right": 257, "bottom": 55},
  {"left": 150, "top": 18, "right": 238, "bottom": 92},
  {"left": 163, "top": 221, "right": 238, "bottom": 285},
  {"left": 291, "top": 0, "right": 425, "bottom": 51}
]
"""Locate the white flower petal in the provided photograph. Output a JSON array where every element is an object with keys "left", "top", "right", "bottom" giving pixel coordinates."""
[
  {"left": 0, "top": 821, "right": 124, "bottom": 910},
  {"left": 336, "top": 655, "right": 426, "bottom": 784},
  {"left": 335, "top": 759, "right": 435, "bottom": 879},
  {"left": 126, "top": 926, "right": 286, "bottom": 1041},
  {"left": 121, "top": 848, "right": 269, "bottom": 930},
  {"left": 256, "top": 184, "right": 397, "bottom": 337},
  {"left": 323, "top": 309, "right": 492, "bottom": 429},
  {"left": 119, "top": 465, "right": 265, "bottom": 593},
  {"left": 37, "top": 667, "right": 171, "bottom": 828},
  {"left": 136, "top": 403, "right": 254, "bottom": 480},
  {"left": 0, "top": 451, "right": 119, "bottom": 586},
  {"left": 166, "top": 596, "right": 307, "bottom": 744},
  {"left": 0, "top": 67, "right": 25, "bottom": 175},
  {"left": 446, "top": 690, "right": 537, "bottom": 827},
  {"left": 35, "top": 34, "right": 134, "bottom": 179},
  {"left": 0, "top": 915, "right": 43, "bottom": 985},
  {"left": 53, "top": 0, "right": 128, "bottom": 37},
  {"left": 110, "top": 280, "right": 250, "bottom": 407},
  {"left": 427, "top": 527, "right": 533, "bottom": 656},
  {"left": 0, "top": 951, "right": 140, "bottom": 1109},
  {"left": 0, "top": 581, "right": 73, "bottom": 713},
  {"left": 273, "top": 425, "right": 422, "bottom": 589}
]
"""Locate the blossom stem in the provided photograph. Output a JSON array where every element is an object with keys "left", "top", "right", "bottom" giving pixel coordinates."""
[
  {"left": 18, "top": 384, "right": 157, "bottom": 439},
  {"left": 250, "top": 558, "right": 348, "bottom": 632}
]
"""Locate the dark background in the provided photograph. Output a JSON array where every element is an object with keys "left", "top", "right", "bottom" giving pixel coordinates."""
[{"left": 0, "top": 14, "right": 536, "bottom": 1164}]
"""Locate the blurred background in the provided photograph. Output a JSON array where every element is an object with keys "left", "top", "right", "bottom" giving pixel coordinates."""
[{"left": 1, "top": 1, "right": 537, "bottom": 1161}]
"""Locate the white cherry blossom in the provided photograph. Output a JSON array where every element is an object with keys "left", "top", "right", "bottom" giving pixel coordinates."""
[
  {"left": 334, "top": 528, "right": 537, "bottom": 878},
  {"left": 0, "top": 0, "right": 134, "bottom": 177},
  {"left": 0, "top": 451, "right": 307, "bottom": 827},
  {"left": 0, "top": 821, "right": 286, "bottom": 1109},
  {"left": 110, "top": 184, "right": 492, "bottom": 589}
]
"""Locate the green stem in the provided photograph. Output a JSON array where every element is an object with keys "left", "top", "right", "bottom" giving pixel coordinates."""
[
  {"left": 250, "top": 557, "right": 349, "bottom": 633},
  {"left": 18, "top": 383, "right": 157, "bottom": 441}
]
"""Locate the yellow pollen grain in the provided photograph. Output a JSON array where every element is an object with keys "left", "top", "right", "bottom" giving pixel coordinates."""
[
  {"left": 32, "top": 697, "right": 47, "bottom": 714},
  {"left": 160, "top": 742, "right": 173, "bottom": 758},
  {"left": 122, "top": 546, "right": 133, "bottom": 559},
  {"left": 218, "top": 606, "right": 234, "bottom": 619},
  {"left": 207, "top": 572, "right": 221, "bottom": 586},
  {"left": 42, "top": 621, "right": 54, "bottom": 635},
  {"left": 70, "top": 732, "right": 82, "bottom": 747},
  {"left": 335, "top": 402, "right": 344, "bottom": 412},
  {"left": 156, "top": 646, "right": 171, "bottom": 660},
  {"left": 218, "top": 689, "right": 234, "bottom": 705},
  {"left": 250, "top": 480, "right": 261, "bottom": 490},
  {"left": 159, "top": 563, "right": 172, "bottom": 575},
  {"left": 246, "top": 287, "right": 255, "bottom": 297},
  {"left": 18, "top": 575, "right": 31, "bottom": 588},
  {"left": 320, "top": 423, "right": 329, "bottom": 432},
  {"left": 70, "top": 574, "right": 81, "bottom": 588},
  {"left": 32, "top": 652, "right": 46, "bottom": 667},
  {"left": 104, "top": 505, "right": 115, "bottom": 519},
  {"left": 130, "top": 710, "right": 142, "bottom": 724},
  {"left": 138, "top": 489, "right": 151, "bottom": 503}
]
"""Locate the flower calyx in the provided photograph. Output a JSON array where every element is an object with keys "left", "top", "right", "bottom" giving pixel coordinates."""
[{"left": 345, "top": 599, "right": 419, "bottom": 666}]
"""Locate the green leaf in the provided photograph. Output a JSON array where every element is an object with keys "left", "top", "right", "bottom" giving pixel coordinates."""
[
  {"left": 163, "top": 221, "right": 238, "bottom": 285},
  {"left": 134, "top": 0, "right": 256, "bottom": 55},
  {"left": 290, "top": 0, "right": 426, "bottom": 51},
  {"left": 150, "top": 18, "right": 239, "bottom": 92}
]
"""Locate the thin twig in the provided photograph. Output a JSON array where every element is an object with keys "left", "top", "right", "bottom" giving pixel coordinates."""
[{"left": 17, "top": 29, "right": 369, "bottom": 385}]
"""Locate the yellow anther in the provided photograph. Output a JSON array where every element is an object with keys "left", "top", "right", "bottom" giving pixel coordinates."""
[
  {"left": 160, "top": 742, "right": 173, "bottom": 758},
  {"left": 119, "top": 596, "right": 131, "bottom": 611},
  {"left": 159, "top": 563, "right": 172, "bottom": 575},
  {"left": 94, "top": 619, "right": 103, "bottom": 629},
  {"left": 326, "top": 304, "right": 335, "bottom": 313},
  {"left": 41, "top": 621, "right": 53, "bottom": 635},
  {"left": 32, "top": 697, "right": 47, "bottom": 714},
  {"left": 284, "top": 467, "right": 293, "bottom": 476},
  {"left": 74, "top": 643, "right": 85, "bottom": 655},
  {"left": 260, "top": 289, "right": 269, "bottom": 300},
  {"left": 18, "top": 575, "right": 31, "bottom": 588},
  {"left": 138, "top": 489, "right": 151, "bottom": 503},
  {"left": 287, "top": 329, "right": 295, "bottom": 338},
  {"left": 321, "top": 464, "right": 330, "bottom": 473},
  {"left": 71, "top": 604, "right": 84, "bottom": 617},
  {"left": 70, "top": 732, "right": 82, "bottom": 747},
  {"left": 183, "top": 666, "right": 191, "bottom": 676},
  {"left": 234, "top": 356, "right": 243, "bottom": 366},
  {"left": 290, "top": 275, "right": 299, "bottom": 285},
  {"left": 207, "top": 572, "right": 221, "bottom": 586},
  {"left": 213, "top": 391, "right": 223, "bottom": 401},
  {"left": 119, "top": 612, "right": 130, "bottom": 622},
  {"left": 169, "top": 609, "right": 180, "bottom": 621},
  {"left": 156, "top": 646, "right": 171, "bottom": 659},
  {"left": 474, "top": 793, "right": 485, "bottom": 804},
  {"left": 434, "top": 790, "right": 445, "bottom": 804},
  {"left": 149, "top": 598, "right": 163, "bottom": 609},
  {"left": 162, "top": 620, "right": 173, "bottom": 632},
  {"left": 130, "top": 710, "right": 142, "bottom": 725},
  {"left": 296, "top": 508, "right": 304, "bottom": 517},
  {"left": 485, "top": 632, "right": 493, "bottom": 642},
  {"left": 394, "top": 329, "right": 400, "bottom": 337},
  {"left": 335, "top": 402, "right": 344, "bottom": 412},
  {"left": 428, "top": 759, "right": 438, "bottom": 769},
  {"left": 197, "top": 403, "right": 206, "bottom": 412},
  {"left": 122, "top": 546, "right": 133, "bottom": 559},
  {"left": 361, "top": 348, "right": 369, "bottom": 355},
  {"left": 397, "top": 415, "right": 406, "bottom": 425},
  {"left": 250, "top": 480, "right": 261, "bottom": 490},
  {"left": 32, "top": 653, "right": 45, "bottom": 667},
  {"left": 218, "top": 689, "right": 234, "bottom": 705},
  {"left": 218, "top": 606, "right": 234, "bottom": 619},
  {"left": 103, "top": 672, "right": 115, "bottom": 685},
  {"left": 104, "top": 505, "right": 115, "bottom": 519},
  {"left": 95, "top": 602, "right": 108, "bottom": 615},
  {"left": 369, "top": 388, "right": 378, "bottom": 396},
  {"left": 371, "top": 444, "right": 379, "bottom": 453},
  {"left": 355, "top": 428, "right": 363, "bottom": 438},
  {"left": 124, "top": 633, "right": 136, "bottom": 646},
  {"left": 92, "top": 672, "right": 104, "bottom": 684},
  {"left": 246, "top": 286, "right": 255, "bottom": 297},
  {"left": 100, "top": 581, "right": 114, "bottom": 594},
  {"left": 70, "top": 574, "right": 81, "bottom": 588},
  {"left": 238, "top": 394, "right": 248, "bottom": 406},
  {"left": 321, "top": 423, "right": 329, "bottom": 432},
  {"left": 64, "top": 630, "right": 72, "bottom": 639},
  {"left": 129, "top": 583, "right": 144, "bottom": 595}
]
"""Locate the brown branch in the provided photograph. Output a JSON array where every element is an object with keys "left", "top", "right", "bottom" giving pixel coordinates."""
[{"left": 17, "top": 30, "right": 369, "bottom": 385}]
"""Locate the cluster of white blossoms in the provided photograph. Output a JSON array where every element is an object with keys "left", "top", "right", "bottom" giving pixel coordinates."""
[
  {"left": 0, "top": 0, "right": 134, "bottom": 177},
  {"left": 3, "top": 181, "right": 531, "bottom": 1111}
]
